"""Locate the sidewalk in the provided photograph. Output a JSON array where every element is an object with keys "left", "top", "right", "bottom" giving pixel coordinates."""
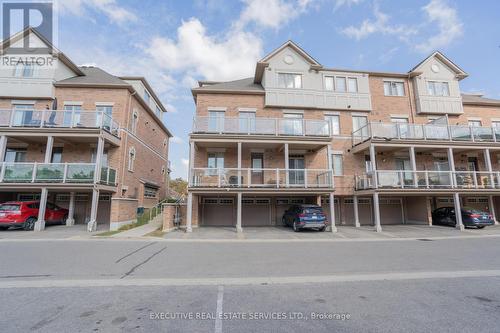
[{"left": 111, "top": 215, "right": 163, "bottom": 238}]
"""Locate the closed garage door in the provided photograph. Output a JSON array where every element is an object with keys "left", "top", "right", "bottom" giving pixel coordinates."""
[
  {"left": 380, "top": 198, "right": 403, "bottom": 225},
  {"left": 242, "top": 198, "right": 271, "bottom": 226},
  {"left": 344, "top": 197, "right": 372, "bottom": 226},
  {"left": 202, "top": 198, "right": 234, "bottom": 226}
]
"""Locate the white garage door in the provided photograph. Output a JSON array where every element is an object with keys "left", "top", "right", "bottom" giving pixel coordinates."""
[
  {"left": 321, "top": 197, "right": 340, "bottom": 225},
  {"left": 202, "top": 198, "right": 235, "bottom": 226},
  {"left": 380, "top": 198, "right": 403, "bottom": 225},
  {"left": 242, "top": 198, "right": 271, "bottom": 227}
]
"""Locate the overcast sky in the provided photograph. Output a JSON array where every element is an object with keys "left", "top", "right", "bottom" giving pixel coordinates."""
[{"left": 50, "top": 0, "right": 500, "bottom": 179}]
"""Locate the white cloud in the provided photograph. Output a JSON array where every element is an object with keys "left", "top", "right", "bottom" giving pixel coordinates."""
[
  {"left": 341, "top": 5, "right": 417, "bottom": 41},
  {"left": 236, "top": 0, "right": 315, "bottom": 30},
  {"left": 59, "top": 0, "right": 136, "bottom": 24},
  {"left": 170, "top": 136, "right": 184, "bottom": 144},
  {"left": 415, "top": 0, "right": 463, "bottom": 53},
  {"left": 181, "top": 158, "right": 189, "bottom": 166},
  {"left": 334, "top": 0, "right": 363, "bottom": 10},
  {"left": 145, "top": 18, "right": 263, "bottom": 81}
]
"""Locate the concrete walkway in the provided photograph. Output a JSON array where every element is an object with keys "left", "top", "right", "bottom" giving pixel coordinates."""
[{"left": 111, "top": 215, "right": 163, "bottom": 238}]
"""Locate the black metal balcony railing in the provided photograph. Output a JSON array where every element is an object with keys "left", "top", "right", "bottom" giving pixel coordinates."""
[
  {"left": 0, "top": 109, "right": 120, "bottom": 137},
  {"left": 0, "top": 162, "right": 117, "bottom": 186},
  {"left": 189, "top": 168, "right": 334, "bottom": 189},
  {"left": 355, "top": 170, "right": 500, "bottom": 190},
  {"left": 352, "top": 122, "right": 500, "bottom": 146},
  {"left": 193, "top": 116, "right": 332, "bottom": 137}
]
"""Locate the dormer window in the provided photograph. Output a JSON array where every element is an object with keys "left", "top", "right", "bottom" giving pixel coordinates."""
[
  {"left": 427, "top": 81, "right": 450, "bottom": 96},
  {"left": 278, "top": 73, "right": 302, "bottom": 89}
]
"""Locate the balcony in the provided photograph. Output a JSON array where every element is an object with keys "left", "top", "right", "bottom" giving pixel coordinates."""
[
  {"left": 0, "top": 109, "right": 120, "bottom": 137},
  {"left": 192, "top": 116, "right": 332, "bottom": 137},
  {"left": 355, "top": 170, "right": 500, "bottom": 191},
  {"left": 190, "top": 168, "right": 334, "bottom": 189},
  {"left": 352, "top": 122, "right": 500, "bottom": 146},
  {"left": 0, "top": 162, "right": 117, "bottom": 186}
]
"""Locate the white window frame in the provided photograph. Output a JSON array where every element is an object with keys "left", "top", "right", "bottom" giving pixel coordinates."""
[
  {"left": 277, "top": 72, "right": 302, "bottom": 89},
  {"left": 427, "top": 81, "right": 450, "bottom": 96},
  {"left": 332, "top": 153, "right": 343, "bottom": 176},
  {"left": 324, "top": 114, "right": 340, "bottom": 136},
  {"left": 383, "top": 80, "right": 405, "bottom": 96},
  {"left": 347, "top": 77, "right": 358, "bottom": 93},
  {"left": 128, "top": 147, "right": 136, "bottom": 172},
  {"left": 131, "top": 110, "right": 139, "bottom": 134}
]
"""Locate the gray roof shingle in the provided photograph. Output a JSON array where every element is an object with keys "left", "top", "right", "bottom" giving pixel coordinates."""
[
  {"left": 195, "top": 77, "right": 264, "bottom": 92},
  {"left": 55, "top": 67, "right": 129, "bottom": 86},
  {"left": 462, "top": 94, "right": 500, "bottom": 105}
]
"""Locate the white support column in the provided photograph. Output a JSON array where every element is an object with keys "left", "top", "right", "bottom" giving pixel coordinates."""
[
  {"left": 66, "top": 192, "right": 76, "bottom": 226},
  {"left": 447, "top": 147, "right": 456, "bottom": 187},
  {"left": 489, "top": 195, "right": 498, "bottom": 225},
  {"left": 484, "top": 149, "right": 494, "bottom": 188},
  {"left": 34, "top": 188, "right": 48, "bottom": 232},
  {"left": 94, "top": 137, "right": 105, "bottom": 183},
  {"left": 44, "top": 136, "right": 54, "bottom": 163},
  {"left": 369, "top": 144, "right": 378, "bottom": 188},
  {"left": 373, "top": 192, "right": 382, "bottom": 232},
  {"left": 186, "top": 192, "right": 193, "bottom": 233},
  {"left": 236, "top": 192, "right": 243, "bottom": 233},
  {"left": 453, "top": 192, "right": 464, "bottom": 231},
  {"left": 188, "top": 141, "right": 195, "bottom": 185},
  {"left": 409, "top": 146, "right": 417, "bottom": 187},
  {"left": 87, "top": 188, "right": 99, "bottom": 232},
  {"left": 284, "top": 143, "right": 289, "bottom": 187},
  {"left": 237, "top": 142, "right": 242, "bottom": 187},
  {"left": 353, "top": 195, "right": 360, "bottom": 228},
  {"left": 0, "top": 135, "right": 7, "bottom": 162},
  {"left": 329, "top": 193, "right": 337, "bottom": 233}
]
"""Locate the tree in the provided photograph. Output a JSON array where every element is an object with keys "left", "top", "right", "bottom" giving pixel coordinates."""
[{"left": 169, "top": 177, "right": 188, "bottom": 196}]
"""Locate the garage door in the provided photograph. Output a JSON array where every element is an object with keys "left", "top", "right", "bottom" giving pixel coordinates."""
[
  {"left": 202, "top": 198, "right": 234, "bottom": 226},
  {"left": 242, "top": 198, "right": 271, "bottom": 227},
  {"left": 380, "top": 198, "right": 403, "bottom": 225},
  {"left": 343, "top": 197, "right": 372, "bottom": 226},
  {"left": 464, "top": 197, "right": 489, "bottom": 211}
]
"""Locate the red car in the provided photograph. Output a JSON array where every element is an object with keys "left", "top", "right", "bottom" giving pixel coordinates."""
[{"left": 0, "top": 201, "right": 68, "bottom": 231}]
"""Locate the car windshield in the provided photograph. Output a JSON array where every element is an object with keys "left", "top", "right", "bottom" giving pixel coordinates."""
[
  {"left": 302, "top": 207, "right": 323, "bottom": 214},
  {"left": 0, "top": 204, "right": 20, "bottom": 211}
]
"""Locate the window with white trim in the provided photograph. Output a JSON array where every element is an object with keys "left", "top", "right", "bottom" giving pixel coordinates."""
[
  {"left": 128, "top": 147, "right": 136, "bottom": 172},
  {"left": 427, "top": 81, "right": 450, "bottom": 96},
  {"left": 335, "top": 76, "right": 346, "bottom": 92},
  {"left": 332, "top": 154, "right": 343, "bottom": 176},
  {"left": 325, "top": 115, "right": 340, "bottom": 136},
  {"left": 348, "top": 77, "right": 358, "bottom": 93},
  {"left": 384, "top": 81, "right": 405, "bottom": 96},
  {"left": 207, "top": 152, "right": 224, "bottom": 175},
  {"left": 13, "top": 63, "right": 34, "bottom": 77},
  {"left": 144, "top": 90, "right": 151, "bottom": 103},
  {"left": 278, "top": 73, "right": 302, "bottom": 89},
  {"left": 468, "top": 120, "right": 482, "bottom": 127},
  {"left": 131, "top": 110, "right": 138, "bottom": 134}
]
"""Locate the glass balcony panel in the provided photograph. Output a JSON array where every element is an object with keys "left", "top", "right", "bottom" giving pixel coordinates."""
[
  {"left": 3, "top": 163, "right": 34, "bottom": 182},
  {"left": 12, "top": 110, "right": 44, "bottom": 127},
  {"left": 425, "top": 125, "right": 449, "bottom": 140},
  {"left": 450, "top": 126, "right": 472, "bottom": 141},
  {"left": 66, "top": 164, "right": 95, "bottom": 183},
  {"left": 36, "top": 164, "right": 64, "bottom": 182}
]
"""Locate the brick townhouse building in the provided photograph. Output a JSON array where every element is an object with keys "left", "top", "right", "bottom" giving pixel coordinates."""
[
  {"left": 0, "top": 28, "right": 172, "bottom": 232},
  {"left": 186, "top": 40, "right": 500, "bottom": 232}
]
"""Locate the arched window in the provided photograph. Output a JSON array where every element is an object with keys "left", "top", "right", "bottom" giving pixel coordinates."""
[
  {"left": 131, "top": 110, "right": 139, "bottom": 134},
  {"left": 128, "top": 147, "right": 136, "bottom": 171}
]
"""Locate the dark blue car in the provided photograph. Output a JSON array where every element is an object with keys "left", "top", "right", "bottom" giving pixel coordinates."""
[
  {"left": 282, "top": 204, "right": 328, "bottom": 232},
  {"left": 432, "top": 207, "right": 495, "bottom": 228}
]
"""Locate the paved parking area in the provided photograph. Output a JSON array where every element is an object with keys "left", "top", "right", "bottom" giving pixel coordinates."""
[
  {"left": 163, "top": 224, "right": 500, "bottom": 241},
  {"left": 0, "top": 224, "right": 106, "bottom": 240}
]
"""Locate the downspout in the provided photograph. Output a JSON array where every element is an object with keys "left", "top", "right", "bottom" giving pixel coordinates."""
[{"left": 120, "top": 90, "right": 136, "bottom": 198}]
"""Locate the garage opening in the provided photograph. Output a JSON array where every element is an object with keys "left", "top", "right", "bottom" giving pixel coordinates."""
[
  {"left": 201, "top": 197, "right": 235, "bottom": 226},
  {"left": 242, "top": 198, "right": 271, "bottom": 227},
  {"left": 344, "top": 197, "right": 372, "bottom": 226},
  {"left": 380, "top": 198, "right": 403, "bottom": 225}
]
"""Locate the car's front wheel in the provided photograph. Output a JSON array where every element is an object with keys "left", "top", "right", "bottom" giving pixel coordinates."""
[
  {"left": 61, "top": 215, "right": 68, "bottom": 225},
  {"left": 293, "top": 221, "right": 300, "bottom": 232},
  {"left": 319, "top": 226, "right": 326, "bottom": 232},
  {"left": 23, "top": 217, "right": 37, "bottom": 231}
]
